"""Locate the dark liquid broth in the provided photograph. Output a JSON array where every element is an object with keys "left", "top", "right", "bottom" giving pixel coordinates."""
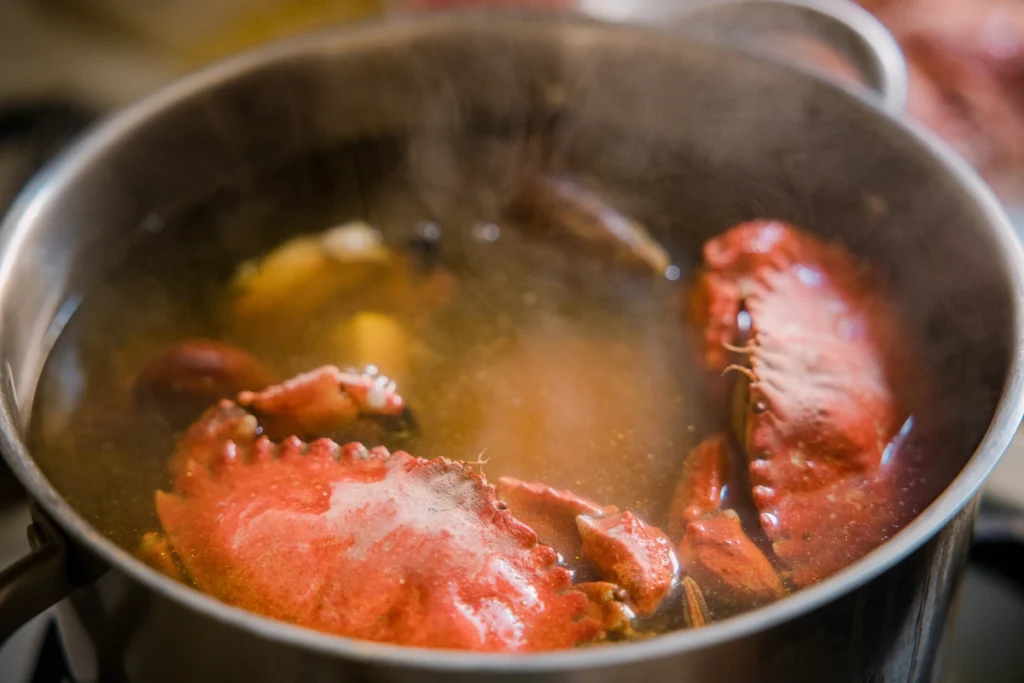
[{"left": 28, "top": 137, "right": 946, "bottom": 631}]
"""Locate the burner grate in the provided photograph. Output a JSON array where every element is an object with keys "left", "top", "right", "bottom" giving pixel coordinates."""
[{"left": 31, "top": 621, "right": 75, "bottom": 683}]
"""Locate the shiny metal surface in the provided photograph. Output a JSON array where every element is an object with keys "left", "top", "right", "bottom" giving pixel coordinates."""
[
  {"left": 603, "top": 0, "right": 909, "bottom": 112},
  {"left": 0, "top": 10, "right": 1022, "bottom": 682},
  {"left": 52, "top": 500, "right": 983, "bottom": 682}
]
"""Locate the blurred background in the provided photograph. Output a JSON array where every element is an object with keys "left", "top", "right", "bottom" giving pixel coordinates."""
[{"left": 0, "top": 0, "right": 1023, "bottom": 681}]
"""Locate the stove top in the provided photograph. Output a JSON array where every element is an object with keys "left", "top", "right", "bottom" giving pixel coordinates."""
[{"left": 0, "top": 499, "right": 70, "bottom": 683}]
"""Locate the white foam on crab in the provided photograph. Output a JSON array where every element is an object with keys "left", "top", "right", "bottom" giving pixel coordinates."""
[
  {"left": 323, "top": 468, "right": 501, "bottom": 566},
  {"left": 365, "top": 385, "right": 389, "bottom": 411},
  {"left": 454, "top": 596, "right": 526, "bottom": 647},
  {"left": 321, "top": 466, "right": 544, "bottom": 620}
]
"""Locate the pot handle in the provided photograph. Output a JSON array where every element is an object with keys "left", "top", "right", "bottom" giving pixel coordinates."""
[
  {"left": 0, "top": 506, "right": 80, "bottom": 647},
  {"left": 593, "top": 0, "right": 908, "bottom": 113}
]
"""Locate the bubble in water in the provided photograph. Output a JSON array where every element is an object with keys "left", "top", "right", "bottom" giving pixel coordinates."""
[{"left": 473, "top": 223, "right": 501, "bottom": 243}]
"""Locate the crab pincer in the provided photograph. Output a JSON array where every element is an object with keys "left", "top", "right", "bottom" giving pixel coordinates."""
[
  {"left": 497, "top": 477, "right": 680, "bottom": 625},
  {"left": 237, "top": 364, "right": 416, "bottom": 440},
  {"left": 577, "top": 511, "right": 679, "bottom": 618},
  {"left": 496, "top": 476, "right": 618, "bottom": 564},
  {"left": 669, "top": 435, "right": 786, "bottom": 611}
]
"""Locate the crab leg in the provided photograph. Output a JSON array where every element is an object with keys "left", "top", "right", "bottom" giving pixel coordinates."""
[
  {"left": 576, "top": 512, "right": 679, "bottom": 618},
  {"left": 496, "top": 477, "right": 618, "bottom": 564},
  {"left": 669, "top": 435, "right": 786, "bottom": 610},
  {"left": 666, "top": 433, "right": 732, "bottom": 538},
  {"left": 502, "top": 175, "right": 672, "bottom": 277},
  {"left": 497, "top": 477, "right": 679, "bottom": 622},
  {"left": 574, "top": 581, "right": 639, "bottom": 637},
  {"left": 138, "top": 531, "right": 187, "bottom": 583}
]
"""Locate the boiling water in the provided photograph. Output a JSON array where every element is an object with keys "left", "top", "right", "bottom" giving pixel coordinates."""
[
  {"left": 27, "top": 137, "right": 945, "bottom": 633},
  {"left": 28, "top": 138, "right": 707, "bottom": 552}
]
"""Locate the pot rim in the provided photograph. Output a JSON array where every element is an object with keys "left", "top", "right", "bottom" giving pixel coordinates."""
[{"left": 1, "top": 10, "right": 1022, "bottom": 672}]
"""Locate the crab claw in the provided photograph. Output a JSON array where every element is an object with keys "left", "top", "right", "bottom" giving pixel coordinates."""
[
  {"left": 237, "top": 365, "right": 413, "bottom": 440},
  {"left": 678, "top": 510, "right": 786, "bottom": 610},
  {"left": 670, "top": 436, "right": 786, "bottom": 611},
  {"left": 666, "top": 434, "right": 732, "bottom": 538},
  {"left": 577, "top": 511, "right": 679, "bottom": 617},
  {"left": 496, "top": 477, "right": 617, "bottom": 564}
]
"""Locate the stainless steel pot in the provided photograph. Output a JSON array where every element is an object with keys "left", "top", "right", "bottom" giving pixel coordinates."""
[{"left": 0, "top": 3, "right": 1022, "bottom": 682}]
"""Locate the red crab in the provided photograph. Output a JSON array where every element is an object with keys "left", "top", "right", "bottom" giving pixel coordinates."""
[
  {"left": 141, "top": 400, "right": 600, "bottom": 651},
  {"left": 139, "top": 368, "right": 693, "bottom": 651},
  {"left": 690, "top": 220, "right": 912, "bottom": 586}
]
